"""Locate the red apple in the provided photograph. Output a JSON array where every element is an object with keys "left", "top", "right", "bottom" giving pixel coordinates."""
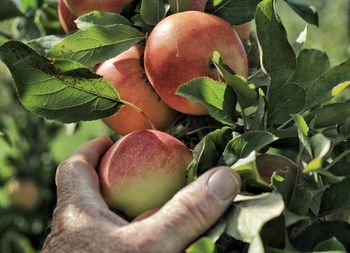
[
  {"left": 98, "top": 130, "right": 193, "bottom": 218},
  {"left": 233, "top": 22, "right": 253, "bottom": 41},
  {"left": 96, "top": 45, "right": 178, "bottom": 135},
  {"left": 58, "top": 0, "right": 77, "bottom": 33},
  {"left": 63, "top": 0, "right": 131, "bottom": 17},
  {"left": 144, "top": 11, "right": 248, "bottom": 115}
]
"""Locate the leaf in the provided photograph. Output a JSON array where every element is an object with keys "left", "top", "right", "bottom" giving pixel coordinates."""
[
  {"left": 212, "top": 52, "right": 257, "bottom": 108},
  {"left": 255, "top": 0, "right": 296, "bottom": 86},
  {"left": 140, "top": 0, "right": 169, "bottom": 26},
  {"left": 208, "top": 0, "right": 262, "bottom": 25},
  {"left": 319, "top": 178, "right": 350, "bottom": 216},
  {"left": 48, "top": 24, "right": 145, "bottom": 66},
  {"left": 0, "top": 41, "right": 123, "bottom": 123},
  {"left": 27, "top": 35, "right": 64, "bottom": 56},
  {"left": 186, "top": 237, "right": 216, "bottom": 253},
  {"left": 168, "top": 0, "right": 192, "bottom": 13},
  {"left": 11, "top": 0, "right": 37, "bottom": 13},
  {"left": 313, "top": 101, "right": 350, "bottom": 128},
  {"left": 232, "top": 151, "right": 270, "bottom": 189},
  {"left": 75, "top": 11, "right": 132, "bottom": 30},
  {"left": 177, "top": 77, "right": 237, "bottom": 125},
  {"left": 285, "top": 0, "right": 318, "bottom": 26},
  {"left": 290, "top": 49, "right": 331, "bottom": 90},
  {"left": 187, "top": 127, "right": 233, "bottom": 180},
  {"left": 272, "top": 168, "right": 297, "bottom": 205},
  {"left": 291, "top": 221, "right": 350, "bottom": 252},
  {"left": 306, "top": 59, "right": 350, "bottom": 107},
  {"left": 255, "top": 0, "right": 304, "bottom": 125},
  {"left": 288, "top": 173, "right": 324, "bottom": 215},
  {"left": 0, "top": 0, "right": 21, "bottom": 20},
  {"left": 223, "top": 131, "right": 278, "bottom": 164},
  {"left": 314, "top": 237, "right": 347, "bottom": 252},
  {"left": 289, "top": 26, "right": 307, "bottom": 55},
  {"left": 226, "top": 193, "right": 284, "bottom": 252}
]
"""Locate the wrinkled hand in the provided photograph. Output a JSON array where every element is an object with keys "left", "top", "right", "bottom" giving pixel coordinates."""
[{"left": 43, "top": 137, "right": 241, "bottom": 253}]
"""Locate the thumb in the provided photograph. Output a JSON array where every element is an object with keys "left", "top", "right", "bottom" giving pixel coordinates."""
[{"left": 136, "top": 167, "right": 241, "bottom": 253}]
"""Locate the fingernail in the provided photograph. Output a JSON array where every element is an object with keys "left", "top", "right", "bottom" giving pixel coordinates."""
[{"left": 208, "top": 169, "right": 240, "bottom": 200}]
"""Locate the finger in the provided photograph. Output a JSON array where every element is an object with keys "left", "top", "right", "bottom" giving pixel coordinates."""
[
  {"left": 55, "top": 137, "right": 128, "bottom": 227},
  {"left": 132, "top": 167, "right": 240, "bottom": 253}
]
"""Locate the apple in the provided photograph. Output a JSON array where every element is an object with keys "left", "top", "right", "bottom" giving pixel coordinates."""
[
  {"left": 144, "top": 11, "right": 248, "bottom": 115},
  {"left": 233, "top": 22, "right": 253, "bottom": 41},
  {"left": 96, "top": 45, "right": 178, "bottom": 135},
  {"left": 63, "top": 0, "right": 131, "bottom": 17},
  {"left": 6, "top": 178, "right": 41, "bottom": 210},
  {"left": 98, "top": 130, "right": 193, "bottom": 218},
  {"left": 58, "top": 0, "right": 77, "bottom": 33}
]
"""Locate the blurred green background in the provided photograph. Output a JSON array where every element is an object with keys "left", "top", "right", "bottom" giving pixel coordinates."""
[{"left": 0, "top": 0, "right": 349, "bottom": 252}]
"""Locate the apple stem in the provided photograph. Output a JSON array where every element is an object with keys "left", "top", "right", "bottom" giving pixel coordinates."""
[{"left": 120, "top": 99, "right": 156, "bottom": 130}]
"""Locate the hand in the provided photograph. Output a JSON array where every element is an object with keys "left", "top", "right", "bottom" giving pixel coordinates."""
[{"left": 43, "top": 137, "right": 241, "bottom": 253}]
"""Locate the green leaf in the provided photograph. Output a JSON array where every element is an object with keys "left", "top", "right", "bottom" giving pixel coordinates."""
[
  {"left": 319, "top": 178, "right": 350, "bottom": 216},
  {"left": 168, "top": 0, "right": 192, "bottom": 13},
  {"left": 48, "top": 24, "right": 145, "bottom": 66},
  {"left": 289, "top": 26, "right": 307, "bottom": 55},
  {"left": 255, "top": 0, "right": 296, "bottom": 85},
  {"left": 256, "top": 0, "right": 304, "bottom": 125},
  {"left": 205, "top": 219, "right": 227, "bottom": 242},
  {"left": 314, "top": 237, "right": 347, "bottom": 252},
  {"left": 290, "top": 49, "right": 330, "bottom": 90},
  {"left": 232, "top": 151, "right": 270, "bottom": 189},
  {"left": 75, "top": 11, "right": 132, "bottom": 30},
  {"left": 226, "top": 193, "right": 285, "bottom": 252},
  {"left": 187, "top": 127, "right": 233, "bottom": 180},
  {"left": 186, "top": 237, "right": 216, "bottom": 253},
  {"left": 212, "top": 52, "right": 257, "bottom": 108},
  {"left": 306, "top": 59, "right": 350, "bottom": 107},
  {"left": 313, "top": 101, "right": 350, "bottom": 128},
  {"left": 177, "top": 77, "right": 237, "bottom": 125},
  {"left": 0, "top": 41, "right": 123, "bottom": 123},
  {"left": 208, "top": 0, "right": 262, "bottom": 25},
  {"left": 27, "top": 35, "right": 64, "bottom": 56},
  {"left": 11, "top": 0, "right": 37, "bottom": 13},
  {"left": 288, "top": 173, "right": 324, "bottom": 215},
  {"left": 271, "top": 167, "right": 297, "bottom": 204},
  {"left": 291, "top": 221, "right": 350, "bottom": 252},
  {"left": 140, "top": 0, "right": 169, "bottom": 26},
  {"left": 285, "top": 0, "right": 318, "bottom": 26},
  {"left": 0, "top": 0, "right": 21, "bottom": 20}
]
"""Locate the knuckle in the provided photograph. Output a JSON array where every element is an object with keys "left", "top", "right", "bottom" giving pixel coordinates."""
[{"left": 173, "top": 191, "right": 213, "bottom": 232}]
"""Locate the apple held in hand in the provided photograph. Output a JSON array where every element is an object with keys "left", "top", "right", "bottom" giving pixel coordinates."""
[
  {"left": 144, "top": 11, "right": 248, "bottom": 115},
  {"left": 98, "top": 130, "right": 193, "bottom": 218},
  {"left": 64, "top": 0, "right": 131, "bottom": 17},
  {"left": 96, "top": 45, "right": 178, "bottom": 135},
  {"left": 58, "top": 0, "right": 77, "bottom": 33}
]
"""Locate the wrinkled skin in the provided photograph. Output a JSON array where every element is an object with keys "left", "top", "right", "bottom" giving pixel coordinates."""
[{"left": 43, "top": 137, "right": 241, "bottom": 253}]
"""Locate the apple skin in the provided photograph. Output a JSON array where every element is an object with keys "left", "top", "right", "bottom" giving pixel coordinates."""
[
  {"left": 144, "top": 11, "right": 248, "bottom": 115},
  {"left": 6, "top": 178, "right": 41, "bottom": 210},
  {"left": 233, "top": 22, "right": 253, "bottom": 41},
  {"left": 64, "top": 0, "right": 131, "bottom": 17},
  {"left": 96, "top": 45, "right": 178, "bottom": 136},
  {"left": 98, "top": 130, "right": 193, "bottom": 218},
  {"left": 58, "top": 0, "right": 77, "bottom": 33}
]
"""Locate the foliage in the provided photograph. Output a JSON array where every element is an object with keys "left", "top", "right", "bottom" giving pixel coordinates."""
[{"left": 0, "top": 0, "right": 350, "bottom": 252}]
